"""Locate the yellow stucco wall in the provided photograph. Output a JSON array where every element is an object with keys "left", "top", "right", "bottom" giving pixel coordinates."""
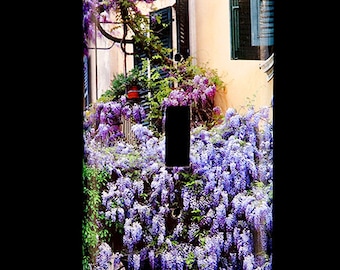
[
  {"left": 192, "top": 0, "right": 273, "bottom": 117},
  {"left": 87, "top": 23, "right": 135, "bottom": 101}
]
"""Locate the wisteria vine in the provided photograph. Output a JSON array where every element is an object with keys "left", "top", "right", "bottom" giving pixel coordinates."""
[{"left": 83, "top": 103, "right": 273, "bottom": 270}]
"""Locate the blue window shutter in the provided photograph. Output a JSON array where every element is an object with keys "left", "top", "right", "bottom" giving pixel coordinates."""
[
  {"left": 133, "top": 6, "right": 173, "bottom": 128},
  {"left": 150, "top": 6, "right": 173, "bottom": 78},
  {"left": 251, "top": 0, "right": 274, "bottom": 46},
  {"left": 176, "top": 0, "right": 190, "bottom": 59},
  {"left": 134, "top": 6, "right": 173, "bottom": 69},
  {"left": 151, "top": 6, "right": 173, "bottom": 57}
]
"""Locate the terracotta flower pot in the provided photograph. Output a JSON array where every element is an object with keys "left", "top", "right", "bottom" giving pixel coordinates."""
[{"left": 127, "top": 85, "right": 139, "bottom": 99}]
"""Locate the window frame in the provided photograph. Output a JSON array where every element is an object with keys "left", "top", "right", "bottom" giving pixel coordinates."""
[{"left": 230, "top": 0, "right": 274, "bottom": 60}]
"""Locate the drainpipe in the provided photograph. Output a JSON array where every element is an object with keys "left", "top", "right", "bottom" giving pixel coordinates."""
[{"left": 188, "top": 0, "right": 197, "bottom": 65}]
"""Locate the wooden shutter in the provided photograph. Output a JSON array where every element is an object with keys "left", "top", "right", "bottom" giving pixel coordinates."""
[
  {"left": 251, "top": 0, "right": 274, "bottom": 46},
  {"left": 176, "top": 0, "right": 190, "bottom": 59},
  {"left": 133, "top": 6, "right": 173, "bottom": 127},
  {"left": 134, "top": 6, "right": 173, "bottom": 68},
  {"left": 230, "top": 0, "right": 240, "bottom": 59},
  {"left": 150, "top": 6, "right": 173, "bottom": 55}
]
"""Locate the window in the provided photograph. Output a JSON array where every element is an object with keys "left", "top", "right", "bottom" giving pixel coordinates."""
[
  {"left": 230, "top": 0, "right": 274, "bottom": 60},
  {"left": 133, "top": 6, "right": 174, "bottom": 127},
  {"left": 134, "top": 6, "right": 173, "bottom": 70},
  {"left": 134, "top": 0, "right": 190, "bottom": 67},
  {"left": 132, "top": 1, "right": 190, "bottom": 128}
]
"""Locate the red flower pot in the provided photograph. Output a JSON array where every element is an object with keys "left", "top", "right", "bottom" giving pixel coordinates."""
[{"left": 127, "top": 85, "right": 139, "bottom": 99}]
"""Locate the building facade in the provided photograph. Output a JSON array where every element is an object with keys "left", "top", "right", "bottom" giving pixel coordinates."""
[{"left": 83, "top": 0, "right": 274, "bottom": 119}]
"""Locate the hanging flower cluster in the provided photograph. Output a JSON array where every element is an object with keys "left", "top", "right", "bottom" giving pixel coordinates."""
[
  {"left": 162, "top": 74, "right": 216, "bottom": 107},
  {"left": 83, "top": 105, "right": 273, "bottom": 270},
  {"left": 161, "top": 74, "right": 221, "bottom": 131},
  {"left": 153, "top": 55, "right": 226, "bottom": 130},
  {"left": 162, "top": 74, "right": 218, "bottom": 128},
  {"left": 83, "top": 95, "right": 146, "bottom": 147}
]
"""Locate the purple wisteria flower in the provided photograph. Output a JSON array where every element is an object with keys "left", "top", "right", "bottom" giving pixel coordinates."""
[
  {"left": 84, "top": 105, "right": 273, "bottom": 270},
  {"left": 83, "top": 100, "right": 147, "bottom": 147},
  {"left": 95, "top": 242, "right": 113, "bottom": 270}
]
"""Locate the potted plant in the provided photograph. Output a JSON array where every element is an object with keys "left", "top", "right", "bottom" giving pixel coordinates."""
[
  {"left": 97, "top": 67, "right": 146, "bottom": 103},
  {"left": 126, "top": 67, "right": 144, "bottom": 100},
  {"left": 97, "top": 73, "right": 130, "bottom": 103}
]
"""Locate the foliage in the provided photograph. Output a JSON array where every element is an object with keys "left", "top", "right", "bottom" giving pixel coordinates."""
[
  {"left": 98, "top": 73, "right": 130, "bottom": 103},
  {"left": 91, "top": 57, "right": 226, "bottom": 137},
  {"left": 82, "top": 104, "right": 273, "bottom": 270},
  {"left": 142, "top": 57, "right": 226, "bottom": 132},
  {"left": 82, "top": 163, "right": 111, "bottom": 269},
  {"left": 98, "top": 67, "right": 148, "bottom": 103},
  {"left": 82, "top": 0, "right": 172, "bottom": 65}
]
